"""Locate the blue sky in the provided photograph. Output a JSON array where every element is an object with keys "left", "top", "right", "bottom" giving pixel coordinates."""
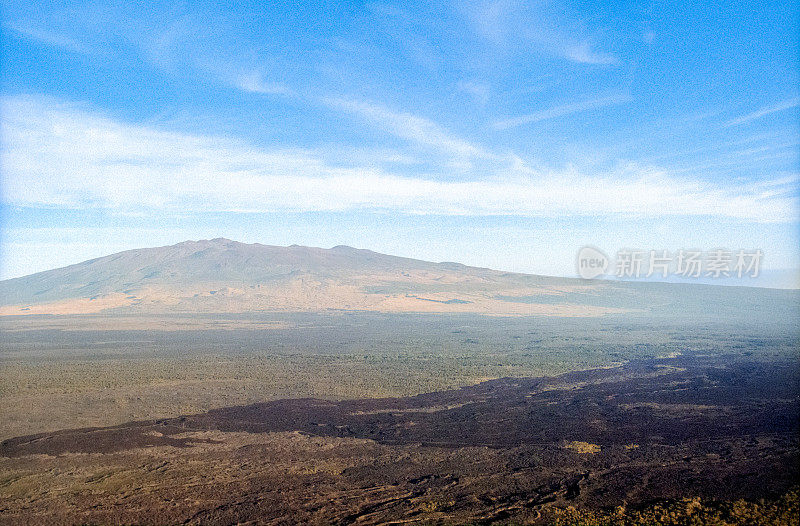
[{"left": 1, "top": 0, "right": 798, "bottom": 286}]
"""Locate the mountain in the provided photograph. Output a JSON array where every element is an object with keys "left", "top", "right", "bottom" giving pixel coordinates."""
[{"left": 0, "top": 238, "right": 796, "bottom": 319}]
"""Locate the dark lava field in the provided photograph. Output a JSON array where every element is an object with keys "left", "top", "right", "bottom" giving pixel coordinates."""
[{"left": 2, "top": 355, "right": 797, "bottom": 524}]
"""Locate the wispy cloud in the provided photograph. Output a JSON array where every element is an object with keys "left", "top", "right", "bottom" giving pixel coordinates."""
[
  {"left": 365, "top": 3, "right": 443, "bottom": 70},
  {"left": 322, "top": 96, "right": 492, "bottom": 159},
  {"left": 234, "top": 71, "right": 294, "bottom": 96},
  {"left": 1, "top": 95, "right": 796, "bottom": 223},
  {"left": 460, "top": 1, "right": 619, "bottom": 66},
  {"left": 563, "top": 42, "right": 618, "bottom": 65},
  {"left": 457, "top": 80, "right": 491, "bottom": 104},
  {"left": 136, "top": 15, "right": 194, "bottom": 71},
  {"left": 726, "top": 97, "right": 800, "bottom": 127},
  {"left": 492, "top": 93, "right": 630, "bottom": 130},
  {"left": 4, "top": 22, "right": 95, "bottom": 54}
]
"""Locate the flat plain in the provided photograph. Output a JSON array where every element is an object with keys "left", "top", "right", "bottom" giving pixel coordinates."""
[
  {"left": 1, "top": 241, "right": 798, "bottom": 524},
  {"left": 1, "top": 311, "right": 798, "bottom": 524}
]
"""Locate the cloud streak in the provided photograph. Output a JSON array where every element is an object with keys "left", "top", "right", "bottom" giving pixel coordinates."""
[
  {"left": 322, "top": 96, "right": 492, "bottom": 159},
  {"left": 563, "top": 42, "right": 618, "bottom": 65},
  {"left": 4, "top": 22, "right": 96, "bottom": 54},
  {"left": 726, "top": 98, "right": 800, "bottom": 127},
  {"left": 234, "top": 71, "right": 294, "bottom": 96},
  {"left": 1, "top": 95, "right": 796, "bottom": 223},
  {"left": 492, "top": 93, "right": 631, "bottom": 130},
  {"left": 460, "top": 1, "right": 619, "bottom": 66}
]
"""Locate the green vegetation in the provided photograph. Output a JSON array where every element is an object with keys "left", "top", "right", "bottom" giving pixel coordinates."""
[{"left": 1, "top": 312, "right": 796, "bottom": 439}]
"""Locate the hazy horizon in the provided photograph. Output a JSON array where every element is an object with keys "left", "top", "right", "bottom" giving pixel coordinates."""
[{"left": 1, "top": 236, "right": 797, "bottom": 290}]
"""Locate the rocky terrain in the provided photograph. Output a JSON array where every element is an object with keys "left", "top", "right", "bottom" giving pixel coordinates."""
[
  {"left": 1, "top": 355, "right": 797, "bottom": 524},
  {"left": 1, "top": 240, "right": 798, "bottom": 524}
]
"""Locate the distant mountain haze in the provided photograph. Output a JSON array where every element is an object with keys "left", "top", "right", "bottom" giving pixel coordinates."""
[{"left": 0, "top": 238, "right": 796, "bottom": 321}]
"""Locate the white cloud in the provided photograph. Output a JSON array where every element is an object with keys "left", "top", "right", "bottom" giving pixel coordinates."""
[
  {"left": 4, "top": 22, "right": 95, "bottom": 54},
  {"left": 1, "top": 95, "right": 797, "bottom": 223},
  {"left": 457, "top": 80, "right": 491, "bottom": 104},
  {"left": 726, "top": 98, "right": 800, "bottom": 127},
  {"left": 235, "top": 71, "right": 294, "bottom": 96},
  {"left": 322, "top": 96, "right": 492, "bottom": 159},
  {"left": 492, "top": 93, "right": 631, "bottom": 129},
  {"left": 136, "top": 16, "right": 194, "bottom": 70},
  {"left": 563, "top": 42, "right": 618, "bottom": 65},
  {"left": 459, "top": 1, "right": 619, "bottom": 66}
]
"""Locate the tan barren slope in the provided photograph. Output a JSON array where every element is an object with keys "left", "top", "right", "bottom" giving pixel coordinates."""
[{"left": 0, "top": 238, "right": 795, "bottom": 319}]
